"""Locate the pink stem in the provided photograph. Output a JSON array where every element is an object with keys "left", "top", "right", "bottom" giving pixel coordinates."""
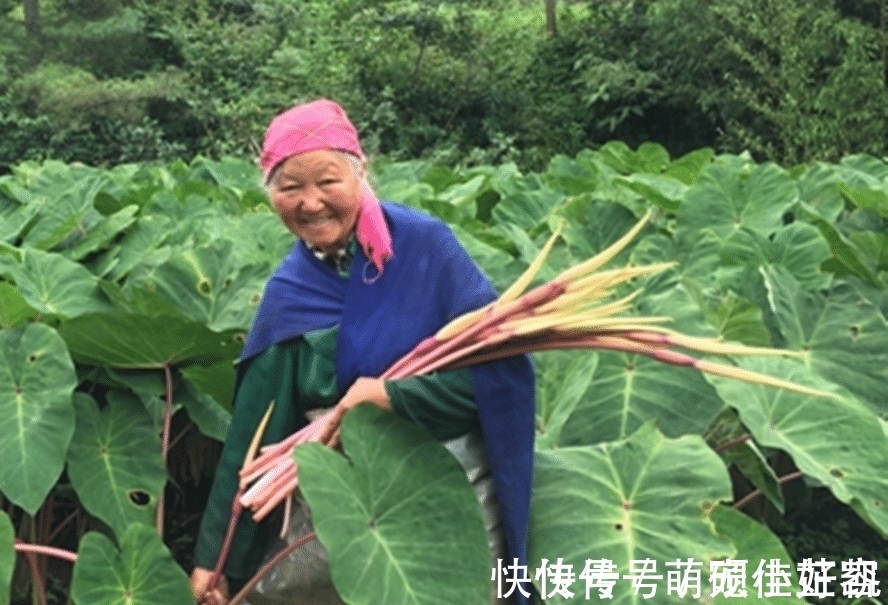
[
  {"left": 207, "top": 488, "right": 244, "bottom": 594},
  {"left": 13, "top": 541, "right": 77, "bottom": 564},
  {"left": 392, "top": 330, "right": 513, "bottom": 379},
  {"left": 228, "top": 531, "right": 318, "bottom": 605},
  {"left": 381, "top": 336, "right": 439, "bottom": 379},
  {"left": 388, "top": 283, "right": 564, "bottom": 379}
]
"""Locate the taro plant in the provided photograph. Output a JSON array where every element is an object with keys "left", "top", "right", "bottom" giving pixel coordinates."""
[{"left": 0, "top": 144, "right": 886, "bottom": 604}]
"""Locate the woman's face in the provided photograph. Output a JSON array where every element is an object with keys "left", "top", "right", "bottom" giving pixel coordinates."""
[{"left": 269, "top": 149, "right": 363, "bottom": 253}]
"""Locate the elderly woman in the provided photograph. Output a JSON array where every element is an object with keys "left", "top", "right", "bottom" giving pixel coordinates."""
[{"left": 190, "top": 99, "right": 535, "bottom": 605}]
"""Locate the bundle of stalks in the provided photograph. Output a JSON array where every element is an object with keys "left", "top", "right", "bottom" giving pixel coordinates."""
[{"left": 208, "top": 211, "right": 831, "bottom": 593}]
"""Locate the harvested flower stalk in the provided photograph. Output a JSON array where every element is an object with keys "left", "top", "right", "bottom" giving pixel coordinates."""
[{"left": 235, "top": 210, "right": 831, "bottom": 525}]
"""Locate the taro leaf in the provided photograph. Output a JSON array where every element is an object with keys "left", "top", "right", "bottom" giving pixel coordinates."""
[
  {"left": 705, "top": 356, "right": 888, "bottom": 536},
  {"left": 614, "top": 173, "right": 687, "bottom": 213},
  {"left": 179, "top": 360, "right": 236, "bottom": 417},
  {"left": 190, "top": 156, "right": 262, "bottom": 190},
  {"left": 534, "top": 351, "right": 598, "bottom": 450},
  {"left": 764, "top": 268, "right": 888, "bottom": 416},
  {"left": 105, "top": 370, "right": 171, "bottom": 429},
  {"left": 705, "top": 408, "right": 782, "bottom": 512},
  {"left": 0, "top": 283, "right": 36, "bottom": 328},
  {"left": 126, "top": 239, "right": 267, "bottom": 332},
  {"left": 556, "top": 353, "right": 725, "bottom": 446},
  {"left": 93, "top": 214, "right": 173, "bottom": 281},
  {"left": 491, "top": 182, "right": 566, "bottom": 231},
  {"left": 676, "top": 163, "right": 797, "bottom": 245},
  {"left": 295, "top": 404, "right": 489, "bottom": 605},
  {"left": 664, "top": 147, "right": 714, "bottom": 185},
  {"left": 839, "top": 184, "right": 888, "bottom": 219},
  {"left": 58, "top": 312, "right": 240, "bottom": 369},
  {"left": 710, "top": 505, "right": 799, "bottom": 603},
  {"left": 850, "top": 231, "right": 888, "bottom": 271},
  {"left": 67, "top": 393, "right": 165, "bottom": 539},
  {"left": 0, "top": 247, "right": 112, "bottom": 318},
  {"left": 557, "top": 200, "right": 642, "bottom": 264},
  {"left": 800, "top": 211, "right": 882, "bottom": 286},
  {"left": 0, "top": 511, "right": 11, "bottom": 605},
  {"left": 221, "top": 213, "right": 294, "bottom": 267},
  {"left": 598, "top": 141, "right": 670, "bottom": 174},
  {"left": 719, "top": 222, "right": 832, "bottom": 291},
  {"left": 630, "top": 230, "right": 721, "bottom": 335},
  {"left": 837, "top": 153, "right": 888, "bottom": 183},
  {"left": 21, "top": 175, "right": 104, "bottom": 250},
  {"left": 794, "top": 164, "right": 844, "bottom": 222},
  {"left": 0, "top": 203, "right": 39, "bottom": 243},
  {"left": 177, "top": 378, "right": 231, "bottom": 441},
  {"left": 438, "top": 174, "right": 486, "bottom": 207},
  {"left": 71, "top": 523, "right": 193, "bottom": 605},
  {"left": 542, "top": 154, "right": 598, "bottom": 196},
  {"left": 61, "top": 204, "right": 139, "bottom": 261},
  {"left": 0, "top": 324, "right": 76, "bottom": 513},
  {"left": 529, "top": 423, "right": 734, "bottom": 604},
  {"left": 705, "top": 293, "right": 772, "bottom": 347}
]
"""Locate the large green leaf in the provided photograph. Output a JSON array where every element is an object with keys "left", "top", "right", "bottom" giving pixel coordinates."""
[
  {"left": 295, "top": 404, "right": 490, "bottom": 605},
  {"left": 705, "top": 356, "right": 888, "bottom": 536},
  {"left": 719, "top": 222, "right": 832, "bottom": 291},
  {"left": 67, "top": 393, "right": 166, "bottom": 538},
  {"left": 0, "top": 283, "right": 36, "bottom": 328},
  {"left": 0, "top": 324, "right": 76, "bottom": 513},
  {"left": 705, "top": 293, "right": 772, "bottom": 347},
  {"left": 557, "top": 353, "right": 725, "bottom": 446},
  {"left": 677, "top": 163, "right": 797, "bottom": 244},
  {"left": 58, "top": 312, "right": 240, "bottom": 369},
  {"left": 71, "top": 523, "right": 193, "bottom": 605},
  {"left": 794, "top": 164, "right": 845, "bottom": 222},
  {"left": 800, "top": 210, "right": 883, "bottom": 286},
  {"left": 615, "top": 173, "right": 687, "bottom": 213},
  {"left": 0, "top": 511, "right": 12, "bottom": 605},
  {"left": 61, "top": 205, "right": 139, "bottom": 261},
  {"left": 529, "top": 423, "right": 733, "bottom": 604},
  {"left": 764, "top": 268, "right": 888, "bottom": 416},
  {"left": 705, "top": 409, "right": 782, "bottom": 512},
  {"left": 91, "top": 214, "right": 173, "bottom": 281},
  {"left": 0, "top": 247, "right": 112, "bottom": 318},
  {"left": 710, "top": 506, "right": 799, "bottom": 603},
  {"left": 535, "top": 351, "right": 598, "bottom": 450},
  {"left": 20, "top": 174, "right": 105, "bottom": 251},
  {"left": 491, "top": 177, "right": 566, "bottom": 230},
  {"left": 126, "top": 239, "right": 266, "bottom": 332}
]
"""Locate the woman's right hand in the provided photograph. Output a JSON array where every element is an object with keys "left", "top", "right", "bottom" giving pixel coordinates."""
[{"left": 190, "top": 567, "right": 229, "bottom": 605}]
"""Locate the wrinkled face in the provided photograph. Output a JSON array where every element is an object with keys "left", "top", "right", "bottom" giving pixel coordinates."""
[{"left": 269, "top": 150, "right": 363, "bottom": 253}]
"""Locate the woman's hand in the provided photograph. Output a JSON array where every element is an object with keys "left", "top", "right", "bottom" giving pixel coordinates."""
[
  {"left": 316, "top": 377, "right": 390, "bottom": 447},
  {"left": 190, "top": 567, "right": 229, "bottom": 605}
]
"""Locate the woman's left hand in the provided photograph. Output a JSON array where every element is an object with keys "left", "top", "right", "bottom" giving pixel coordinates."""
[{"left": 316, "top": 377, "right": 391, "bottom": 447}]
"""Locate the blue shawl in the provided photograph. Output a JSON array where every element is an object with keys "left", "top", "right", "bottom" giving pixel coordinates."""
[{"left": 243, "top": 203, "right": 534, "bottom": 603}]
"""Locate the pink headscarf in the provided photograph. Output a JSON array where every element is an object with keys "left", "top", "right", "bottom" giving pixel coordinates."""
[{"left": 260, "top": 99, "right": 393, "bottom": 273}]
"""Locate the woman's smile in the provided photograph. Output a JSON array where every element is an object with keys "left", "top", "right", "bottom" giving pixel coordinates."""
[{"left": 269, "top": 149, "right": 363, "bottom": 253}]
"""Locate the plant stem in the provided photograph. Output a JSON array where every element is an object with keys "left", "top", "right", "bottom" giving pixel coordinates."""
[
  {"left": 24, "top": 551, "right": 47, "bottom": 605},
  {"left": 208, "top": 490, "right": 244, "bottom": 593},
  {"left": 14, "top": 541, "right": 78, "bottom": 563},
  {"left": 228, "top": 531, "right": 318, "bottom": 605},
  {"left": 156, "top": 363, "right": 174, "bottom": 537},
  {"left": 169, "top": 421, "right": 194, "bottom": 451},
  {"left": 47, "top": 508, "right": 80, "bottom": 543},
  {"left": 715, "top": 433, "right": 752, "bottom": 454},
  {"left": 733, "top": 471, "right": 805, "bottom": 510}
]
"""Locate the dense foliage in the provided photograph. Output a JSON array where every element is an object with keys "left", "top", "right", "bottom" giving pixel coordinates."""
[
  {"left": 1, "top": 143, "right": 887, "bottom": 603},
  {"left": 1, "top": 0, "right": 886, "bottom": 170}
]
